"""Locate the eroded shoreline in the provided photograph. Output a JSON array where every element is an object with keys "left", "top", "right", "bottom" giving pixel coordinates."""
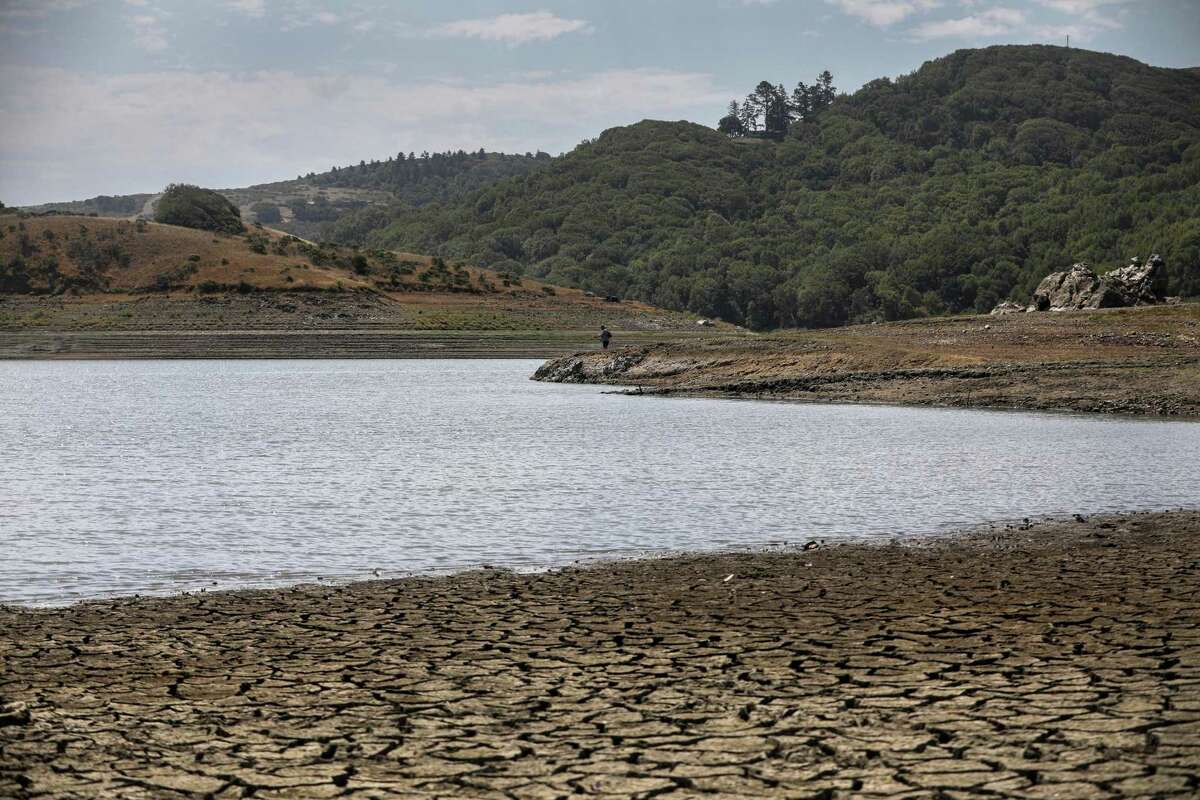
[
  {"left": 534, "top": 305, "right": 1200, "bottom": 419},
  {"left": 3, "top": 510, "right": 1199, "bottom": 798}
]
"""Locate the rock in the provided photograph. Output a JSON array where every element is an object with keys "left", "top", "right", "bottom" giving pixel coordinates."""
[
  {"left": 990, "top": 301, "right": 1025, "bottom": 315},
  {"left": 1103, "top": 254, "right": 1168, "bottom": 306},
  {"left": 696, "top": 318, "right": 714, "bottom": 327},
  {"left": 532, "top": 348, "right": 650, "bottom": 383},
  {"left": 0, "top": 700, "right": 31, "bottom": 726},
  {"left": 1030, "top": 263, "right": 1120, "bottom": 311},
  {"left": 1029, "top": 255, "right": 1168, "bottom": 312}
]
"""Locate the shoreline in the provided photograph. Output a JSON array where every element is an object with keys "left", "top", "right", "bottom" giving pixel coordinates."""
[
  {"left": 3, "top": 509, "right": 1198, "bottom": 798},
  {"left": 0, "top": 330, "right": 684, "bottom": 361},
  {"left": 603, "top": 384, "right": 1200, "bottom": 424},
  {"left": 8, "top": 506, "right": 1199, "bottom": 612},
  {"left": 534, "top": 306, "right": 1200, "bottom": 420}
]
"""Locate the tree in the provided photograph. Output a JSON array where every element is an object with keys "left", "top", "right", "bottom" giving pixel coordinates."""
[
  {"left": 791, "top": 80, "right": 811, "bottom": 120},
  {"left": 718, "top": 101, "right": 747, "bottom": 137},
  {"left": 764, "top": 83, "right": 791, "bottom": 136},
  {"left": 154, "top": 184, "right": 244, "bottom": 234},
  {"left": 252, "top": 202, "right": 282, "bottom": 225}
]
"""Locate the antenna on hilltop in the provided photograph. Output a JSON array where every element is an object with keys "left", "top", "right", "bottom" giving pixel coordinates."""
[{"left": 1066, "top": 35, "right": 1070, "bottom": 49}]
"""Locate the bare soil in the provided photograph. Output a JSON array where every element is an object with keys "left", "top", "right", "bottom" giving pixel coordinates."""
[
  {"left": 534, "top": 305, "right": 1200, "bottom": 418},
  {"left": 2, "top": 512, "right": 1198, "bottom": 798}
]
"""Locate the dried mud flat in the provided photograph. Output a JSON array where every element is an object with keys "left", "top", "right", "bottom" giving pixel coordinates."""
[{"left": 2, "top": 511, "right": 1199, "bottom": 799}]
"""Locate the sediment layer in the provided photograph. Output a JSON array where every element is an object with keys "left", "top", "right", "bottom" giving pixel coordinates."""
[
  {"left": 2, "top": 511, "right": 1199, "bottom": 798},
  {"left": 0, "top": 330, "right": 692, "bottom": 360},
  {"left": 533, "top": 305, "right": 1200, "bottom": 418}
]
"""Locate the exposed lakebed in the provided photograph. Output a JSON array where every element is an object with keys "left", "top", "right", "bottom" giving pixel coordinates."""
[{"left": 2, "top": 359, "right": 1197, "bottom": 605}]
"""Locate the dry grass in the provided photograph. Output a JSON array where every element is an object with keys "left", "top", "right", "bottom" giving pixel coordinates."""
[{"left": 0, "top": 214, "right": 716, "bottom": 334}]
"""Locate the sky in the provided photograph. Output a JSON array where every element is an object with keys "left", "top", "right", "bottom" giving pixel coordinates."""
[{"left": 1, "top": 0, "right": 1198, "bottom": 205}]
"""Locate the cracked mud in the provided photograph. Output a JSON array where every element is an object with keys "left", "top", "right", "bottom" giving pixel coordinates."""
[{"left": 2, "top": 511, "right": 1199, "bottom": 798}]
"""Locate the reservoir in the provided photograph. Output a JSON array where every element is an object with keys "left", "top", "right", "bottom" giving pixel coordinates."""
[{"left": 2, "top": 359, "right": 1197, "bottom": 606}]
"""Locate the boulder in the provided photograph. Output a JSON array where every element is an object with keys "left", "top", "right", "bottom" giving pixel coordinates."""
[
  {"left": 1029, "top": 255, "right": 1168, "bottom": 312},
  {"left": 1102, "top": 254, "right": 1168, "bottom": 306},
  {"left": 1030, "top": 263, "right": 1119, "bottom": 311},
  {"left": 990, "top": 301, "right": 1025, "bottom": 315}
]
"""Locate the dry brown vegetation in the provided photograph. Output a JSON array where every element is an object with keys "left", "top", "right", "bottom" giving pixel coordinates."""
[
  {"left": 0, "top": 214, "right": 714, "bottom": 338},
  {"left": 535, "top": 304, "right": 1200, "bottom": 418}
]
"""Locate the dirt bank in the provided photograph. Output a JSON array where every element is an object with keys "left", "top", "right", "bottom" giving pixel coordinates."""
[
  {"left": 534, "top": 305, "right": 1200, "bottom": 418},
  {"left": 0, "top": 329, "right": 711, "bottom": 360},
  {"left": 2, "top": 510, "right": 1198, "bottom": 798}
]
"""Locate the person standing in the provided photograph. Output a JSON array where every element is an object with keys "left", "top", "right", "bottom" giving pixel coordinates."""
[{"left": 600, "top": 326, "right": 612, "bottom": 350}]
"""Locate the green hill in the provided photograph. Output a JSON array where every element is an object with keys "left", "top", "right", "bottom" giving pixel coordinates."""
[
  {"left": 369, "top": 45, "right": 1200, "bottom": 329},
  {"left": 22, "top": 150, "right": 550, "bottom": 244}
]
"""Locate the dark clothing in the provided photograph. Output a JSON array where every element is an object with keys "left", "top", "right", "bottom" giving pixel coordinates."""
[{"left": 600, "top": 329, "right": 612, "bottom": 349}]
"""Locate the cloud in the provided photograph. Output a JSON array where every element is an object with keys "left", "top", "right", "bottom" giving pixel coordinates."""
[
  {"left": 431, "top": 11, "right": 590, "bottom": 44},
  {"left": 0, "top": 0, "right": 92, "bottom": 18},
  {"left": 1034, "top": 0, "right": 1137, "bottom": 31},
  {"left": 127, "top": 13, "right": 168, "bottom": 52},
  {"left": 0, "top": 0, "right": 91, "bottom": 32},
  {"left": 1035, "top": 0, "right": 1134, "bottom": 12},
  {"left": 909, "top": 6, "right": 1026, "bottom": 39},
  {"left": 825, "top": 0, "right": 941, "bottom": 27},
  {"left": 224, "top": 0, "right": 266, "bottom": 18},
  {"left": 0, "top": 66, "right": 726, "bottom": 204}
]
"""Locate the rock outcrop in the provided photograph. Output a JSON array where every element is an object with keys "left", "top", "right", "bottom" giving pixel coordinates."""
[
  {"left": 1104, "top": 254, "right": 1168, "bottom": 306},
  {"left": 990, "top": 301, "right": 1026, "bottom": 315},
  {"left": 1030, "top": 263, "right": 1116, "bottom": 311},
  {"left": 1021, "top": 255, "right": 1167, "bottom": 313},
  {"left": 531, "top": 347, "right": 650, "bottom": 383}
]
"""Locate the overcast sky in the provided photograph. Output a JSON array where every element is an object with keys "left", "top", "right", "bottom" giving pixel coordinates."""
[{"left": 1, "top": 0, "right": 1198, "bottom": 205}]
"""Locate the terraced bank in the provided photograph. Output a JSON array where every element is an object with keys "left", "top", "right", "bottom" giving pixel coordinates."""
[
  {"left": 0, "top": 330, "right": 698, "bottom": 360},
  {"left": 2, "top": 511, "right": 1199, "bottom": 799},
  {"left": 534, "top": 305, "right": 1200, "bottom": 418}
]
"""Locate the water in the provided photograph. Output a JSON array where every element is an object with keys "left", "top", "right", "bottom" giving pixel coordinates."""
[{"left": 1, "top": 359, "right": 1197, "bottom": 606}]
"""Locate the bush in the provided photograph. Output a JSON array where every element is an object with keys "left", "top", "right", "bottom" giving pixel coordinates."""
[
  {"left": 252, "top": 203, "right": 282, "bottom": 225},
  {"left": 245, "top": 232, "right": 269, "bottom": 254},
  {"left": 154, "top": 184, "right": 245, "bottom": 234}
]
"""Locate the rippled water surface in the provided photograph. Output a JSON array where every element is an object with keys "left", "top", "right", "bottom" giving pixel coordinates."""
[{"left": 2, "top": 359, "right": 1198, "bottom": 605}]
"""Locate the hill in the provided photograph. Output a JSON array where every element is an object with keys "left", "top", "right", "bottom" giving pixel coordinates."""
[
  {"left": 20, "top": 150, "right": 551, "bottom": 243},
  {"left": 368, "top": 45, "right": 1200, "bottom": 330},
  {"left": 0, "top": 213, "right": 711, "bottom": 335}
]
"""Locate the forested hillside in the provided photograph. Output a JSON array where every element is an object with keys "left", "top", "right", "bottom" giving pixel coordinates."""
[
  {"left": 311, "top": 150, "right": 551, "bottom": 244},
  {"left": 23, "top": 151, "right": 550, "bottom": 244},
  {"left": 369, "top": 45, "right": 1200, "bottom": 329}
]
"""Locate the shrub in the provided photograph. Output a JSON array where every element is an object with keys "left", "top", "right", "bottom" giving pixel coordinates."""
[
  {"left": 245, "top": 232, "right": 269, "bottom": 254},
  {"left": 154, "top": 184, "right": 245, "bottom": 234},
  {"left": 252, "top": 202, "right": 282, "bottom": 225}
]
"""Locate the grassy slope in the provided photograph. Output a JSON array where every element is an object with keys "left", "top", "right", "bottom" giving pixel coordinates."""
[
  {"left": 534, "top": 304, "right": 1200, "bottom": 417},
  {"left": 0, "top": 214, "right": 716, "bottom": 334}
]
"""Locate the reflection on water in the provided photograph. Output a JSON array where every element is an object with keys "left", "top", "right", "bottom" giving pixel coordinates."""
[{"left": 1, "top": 359, "right": 1197, "bottom": 605}]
